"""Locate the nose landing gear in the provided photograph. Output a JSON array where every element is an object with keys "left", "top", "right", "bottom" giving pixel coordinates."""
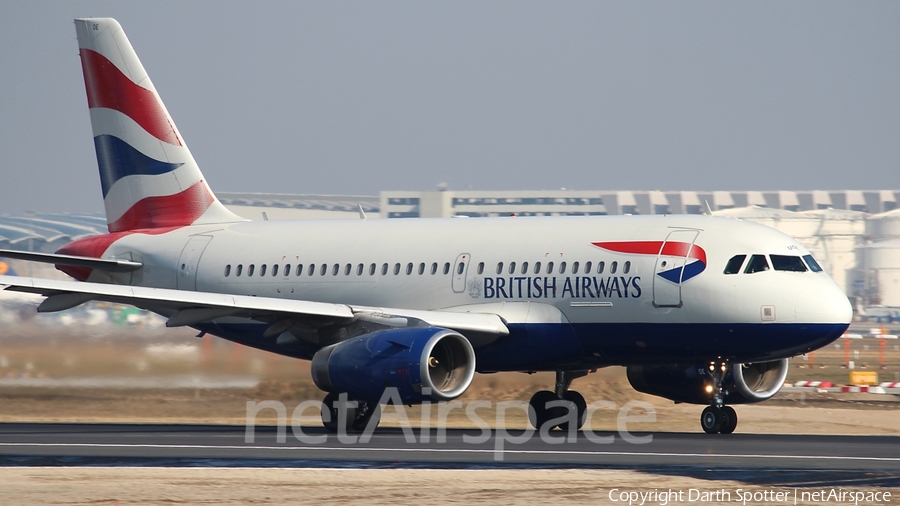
[{"left": 701, "top": 361, "right": 738, "bottom": 434}]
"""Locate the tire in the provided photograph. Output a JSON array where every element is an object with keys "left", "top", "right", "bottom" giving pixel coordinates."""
[
  {"left": 321, "top": 392, "right": 356, "bottom": 434},
  {"left": 528, "top": 390, "right": 558, "bottom": 430},
  {"left": 719, "top": 406, "right": 737, "bottom": 434},
  {"left": 352, "top": 401, "right": 382, "bottom": 432},
  {"left": 559, "top": 390, "right": 588, "bottom": 431},
  {"left": 700, "top": 406, "right": 721, "bottom": 434}
]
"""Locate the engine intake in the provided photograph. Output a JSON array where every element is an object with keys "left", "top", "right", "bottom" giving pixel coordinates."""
[
  {"left": 311, "top": 327, "right": 475, "bottom": 404},
  {"left": 626, "top": 358, "right": 789, "bottom": 405}
]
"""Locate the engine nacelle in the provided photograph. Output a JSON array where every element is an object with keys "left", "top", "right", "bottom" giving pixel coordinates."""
[
  {"left": 311, "top": 327, "right": 476, "bottom": 404},
  {"left": 626, "top": 359, "right": 789, "bottom": 405}
]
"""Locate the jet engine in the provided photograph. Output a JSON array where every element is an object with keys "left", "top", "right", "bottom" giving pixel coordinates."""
[
  {"left": 626, "top": 359, "right": 789, "bottom": 405},
  {"left": 311, "top": 327, "right": 476, "bottom": 404}
]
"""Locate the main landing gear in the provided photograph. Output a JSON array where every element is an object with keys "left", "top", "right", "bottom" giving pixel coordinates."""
[
  {"left": 700, "top": 361, "right": 738, "bottom": 434},
  {"left": 528, "top": 371, "right": 589, "bottom": 431},
  {"left": 320, "top": 392, "right": 382, "bottom": 433}
]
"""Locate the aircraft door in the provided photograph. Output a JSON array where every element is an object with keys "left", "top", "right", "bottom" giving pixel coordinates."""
[
  {"left": 652, "top": 229, "right": 699, "bottom": 308},
  {"left": 177, "top": 235, "right": 213, "bottom": 290},
  {"left": 451, "top": 253, "right": 471, "bottom": 293}
]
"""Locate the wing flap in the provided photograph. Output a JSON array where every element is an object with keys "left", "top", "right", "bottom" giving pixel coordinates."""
[
  {"left": 351, "top": 306, "right": 509, "bottom": 336},
  {"left": 0, "top": 275, "right": 353, "bottom": 320}
]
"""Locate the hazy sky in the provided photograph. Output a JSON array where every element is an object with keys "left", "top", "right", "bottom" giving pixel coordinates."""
[{"left": 1, "top": 2, "right": 898, "bottom": 214}]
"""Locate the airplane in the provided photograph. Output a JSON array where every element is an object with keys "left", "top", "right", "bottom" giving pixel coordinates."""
[{"left": 0, "top": 17, "right": 851, "bottom": 435}]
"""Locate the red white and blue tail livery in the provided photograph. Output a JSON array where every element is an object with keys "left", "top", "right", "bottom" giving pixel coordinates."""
[
  {"left": 75, "top": 18, "right": 242, "bottom": 233},
  {"left": 0, "top": 18, "right": 853, "bottom": 435}
]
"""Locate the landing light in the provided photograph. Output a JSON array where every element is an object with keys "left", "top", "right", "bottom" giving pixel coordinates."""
[{"left": 705, "top": 385, "right": 714, "bottom": 393}]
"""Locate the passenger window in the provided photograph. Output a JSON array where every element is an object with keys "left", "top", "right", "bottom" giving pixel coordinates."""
[
  {"left": 332, "top": 264, "right": 339, "bottom": 276},
  {"left": 623, "top": 261, "right": 631, "bottom": 274},
  {"left": 248, "top": 264, "right": 255, "bottom": 277},
  {"left": 496, "top": 262, "right": 504, "bottom": 275},
  {"left": 534, "top": 262, "right": 541, "bottom": 274},
  {"left": 394, "top": 263, "right": 401, "bottom": 275},
  {"left": 546, "top": 261, "right": 554, "bottom": 274},
  {"left": 572, "top": 261, "right": 580, "bottom": 274},
  {"left": 508, "top": 262, "right": 516, "bottom": 275},
  {"left": 476, "top": 262, "right": 484, "bottom": 275},
  {"left": 521, "top": 262, "right": 528, "bottom": 274},
  {"left": 443, "top": 262, "right": 450, "bottom": 275},
  {"left": 457, "top": 262, "right": 465, "bottom": 275},
  {"left": 236, "top": 264, "right": 243, "bottom": 277},
  {"left": 381, "top": 263, "right": 388, "bottom": 276},
  {"left": 296, "top": 264, "right": 303, "bottom": 276},
  {"left": 370, "top": 263, "right": 377, "bottom": 275},
  {"left": 803, "top": 254, "right": 823, "bottom": 272},
  {"left": 610, "top": 261, "right": 617, "bottom": 274},
  {"left": 406, "top": 263, "right": 413, "bottom": 275},
  {"left": 357, "top": 263, "right": 364, "bottom": 276},
  {"left": 433, "top": 262, "right": 440, "bottom": 275},
  {"left": 224, "top": 265, "right": 231, "bottom": 277},
  {"left": 723, "top": 255, "right": 746, "bottom": 275},
  {"left": 320, "top": 264, "right": 327, "bottom": 276},
  {"left": 284, "top": 264, "right": 290, "bottom": 276},
  {"left": 309, "top": 264, "right": 316, "bottom": 276},
  {"left": 744, "top": 255, "right": 770, "bottom": 274},
  {"left": 559, "top": 261, "right": 567, "bottom": 274},
  {"left": 260, "top": 264, "right": 267, "bottom": 276},
  {"left": 597, "top": 261, "right": 605, "bottom": 274},
  {"left": 418, "top": 263, "right": 425, "bottom": 275},
  {"left": 272, "top": 264, "right": 278, "bottom": 277},
  {"left": 584, "top": 261, "right": 592, "bottom": 274},
  {"left": 344, "top": 264, "right": 351, "bottom": 275},
  {"left": 770, "top": 255, "right": 807, "bottom": 272}
]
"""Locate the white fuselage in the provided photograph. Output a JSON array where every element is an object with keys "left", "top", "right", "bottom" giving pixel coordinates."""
[{"left": 90, "top": 214, "right": 851, "bottom": 369}]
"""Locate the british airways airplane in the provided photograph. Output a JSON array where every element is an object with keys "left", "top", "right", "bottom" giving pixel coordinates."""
[{"left": 0, "top": 18, "right": 851, "bottom": 435}]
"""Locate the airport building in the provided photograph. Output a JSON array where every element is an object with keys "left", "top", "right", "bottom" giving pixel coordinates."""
[{"left": 2, "top": 188, "right": 899, "bottom": 318}]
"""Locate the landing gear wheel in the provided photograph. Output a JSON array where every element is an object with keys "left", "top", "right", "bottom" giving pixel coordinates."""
[
  {"left": 528, "top": 390, "right": 558, "bottom": 430},
  {"left": 719, "top": 406, "right": 737, "bottom": 434},
  {"left": 559, "top": 390, "right": 588, "bottom": 431},
  {"left": 352, "top": 401, "right": 382, "bottom": 432},
  {"left": 321, "top": 392, "right": 356, "bottom": 434},
  {"left": 700, "top": 406, "right": 722, "bottom": 434}
]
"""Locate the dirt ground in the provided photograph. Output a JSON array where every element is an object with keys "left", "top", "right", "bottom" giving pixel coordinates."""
[
  {"left": 0, "top": 321, "right": 898, "bottom": 433},
  {"left": 1, "top": 468, "right": 897, "bottom": 506}
]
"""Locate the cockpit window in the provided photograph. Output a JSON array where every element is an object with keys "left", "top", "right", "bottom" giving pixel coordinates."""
[
  {"left": 770, "top": 255, "right": 807, "bottom": 272},
  {"left": 744, "top": 254, "right": 770, "bottom": 274},
  {"left": 803, "top": 254, "right": 823, "bottom": 272},
  {"left": 723, "top": 255, "right": 746, "bottom": 275}
]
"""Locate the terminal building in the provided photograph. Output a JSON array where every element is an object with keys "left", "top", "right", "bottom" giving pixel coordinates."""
[{"left": 2, "top": 188, "right": 899, "bottom": 319}]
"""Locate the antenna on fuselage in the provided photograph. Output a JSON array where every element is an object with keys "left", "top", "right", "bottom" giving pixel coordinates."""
[
  {"left": 358, "top": 204, "right": 367, "bottom": 220},
  {"left": 703, "top": 200, "right": 713, "bottom": 216}
]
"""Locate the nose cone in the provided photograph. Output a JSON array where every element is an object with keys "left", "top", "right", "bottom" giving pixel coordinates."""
[{"left": 795, "top": 283, "right": 852, "bottom": 325}]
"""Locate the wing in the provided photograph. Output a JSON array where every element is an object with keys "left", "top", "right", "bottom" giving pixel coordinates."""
[{"left": 0, "top": 275, "right": 509, "bottom": 345}]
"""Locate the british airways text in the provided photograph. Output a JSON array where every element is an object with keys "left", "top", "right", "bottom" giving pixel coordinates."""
[{"left": 481, "top": 276, "right": 642, "bottom": 299}]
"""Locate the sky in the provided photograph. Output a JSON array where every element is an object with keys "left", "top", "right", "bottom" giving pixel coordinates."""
[{"left": 0, "top": 1, "right": 898, "bottom": 214}]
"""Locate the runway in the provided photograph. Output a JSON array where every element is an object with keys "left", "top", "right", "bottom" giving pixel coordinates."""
[{"left": 1, "top": 423, "right": 899, "bottom": 479}]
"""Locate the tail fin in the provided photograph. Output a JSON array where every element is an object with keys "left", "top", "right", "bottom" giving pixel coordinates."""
[{"left": 74, "top": 18, "right": 244, "bottom": 233}]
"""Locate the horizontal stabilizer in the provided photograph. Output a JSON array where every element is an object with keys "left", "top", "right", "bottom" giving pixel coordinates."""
[{"left": 0, "top": 249, "right": 142, "bottom": 272}]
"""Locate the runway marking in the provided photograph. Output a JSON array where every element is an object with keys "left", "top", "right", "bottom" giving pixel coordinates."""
[{"left": 1, "top": 443, "right": 899, "bottom": 463}]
